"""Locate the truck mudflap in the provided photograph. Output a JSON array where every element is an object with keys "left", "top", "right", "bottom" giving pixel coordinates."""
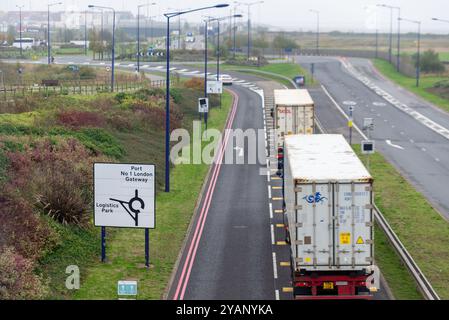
[{"left": 293, "top": 273, "right": 374, "bottom": 300}]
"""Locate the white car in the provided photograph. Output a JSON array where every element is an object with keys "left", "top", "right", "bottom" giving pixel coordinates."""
[{"left": 219, "top": 74, "right": 233, "bottom": 85}]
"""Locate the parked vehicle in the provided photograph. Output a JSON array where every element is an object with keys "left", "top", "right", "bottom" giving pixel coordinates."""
[
  {"left": 273, "top": 89, "right": 315, "bottom": 147},
  {"left": 282, "top": 134, "right": 377, "bottom": 299},
  {"left": 12, "top": 37, "right": 36, "bottom": 50}
]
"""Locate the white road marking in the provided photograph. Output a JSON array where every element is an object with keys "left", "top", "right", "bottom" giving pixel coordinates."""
[
  {"left": 269, "top": 202, "right": 273, "bottom": 219},
  {"left": 321, "top": 85, "right": 368, "bottom": 140},
  {"left": 341, "top": 58, "right": 449, "bottom": 141},
  {"left": 275, "top": 290, "right": 280, "bottom": 300},
  {"left": 386, "top": 140, "right": 404, "bottom": 150},
  {"left": 268, "top": 185, "right": 272, "bottom": 199},
  {"left": 271, "top": 224, "right": 275, "bottom": 245},
  {"left": 272, "top": 252, "right": 278, "bottom": 279}
]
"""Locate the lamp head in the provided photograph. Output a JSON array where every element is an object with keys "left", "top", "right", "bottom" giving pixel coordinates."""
[{"left": 215, "top": 4, "right": 230, "bottom": 8}]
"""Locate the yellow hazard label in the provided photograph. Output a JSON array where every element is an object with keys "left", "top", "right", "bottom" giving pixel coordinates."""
[
  {"left": 356, "top": 236, "right": 365, "bottom": 245},
  {"left": 340, "top": 232, "right": 351, "bottom": 245},
  {"left": 305, "top": 257, "right": 311, "bottom": 263},
  {"left": 348, "top": 120, "right": 353, "bottom": 128}
]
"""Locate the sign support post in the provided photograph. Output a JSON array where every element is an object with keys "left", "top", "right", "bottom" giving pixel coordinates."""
[
  {"left": 101, "top": 226, "right": 106, "bottom": 262},
  {"left": 145, "top": 228, "right": 150, "bottom": 268}
]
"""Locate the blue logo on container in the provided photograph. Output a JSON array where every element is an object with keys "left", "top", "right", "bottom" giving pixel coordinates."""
[{"left": 303, "top": 192, "right": 327, "bottom": 204}]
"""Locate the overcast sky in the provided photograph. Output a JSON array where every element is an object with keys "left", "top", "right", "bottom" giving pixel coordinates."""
[{"left": 5, "top": 0, "right": 449, "bottom": 33}]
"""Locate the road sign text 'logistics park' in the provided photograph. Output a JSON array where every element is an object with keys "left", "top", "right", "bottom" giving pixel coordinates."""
[{"left": 94, "top": 163, "right": 155, "bottom": 229}]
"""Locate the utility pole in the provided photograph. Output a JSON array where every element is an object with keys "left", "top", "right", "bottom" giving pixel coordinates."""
[
  {"left": 310, "top": 9, "right": 320, "bottom": 55},
  {"left": 137, "top": 3, "right": 156, "bottom": 73},
  {"left": 47, "top": 2, "right": 62, "bottom": 65},
  {"left": 235, "top": 1, "right": 264, "bottom": 60},
  {"left": 16, "top": 5, "right": 24, "bottom": 57}
]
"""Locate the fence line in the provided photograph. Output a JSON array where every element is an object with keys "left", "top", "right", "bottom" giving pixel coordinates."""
[{"left": 0, "top": 79, "right": 171, "bottom": 102}]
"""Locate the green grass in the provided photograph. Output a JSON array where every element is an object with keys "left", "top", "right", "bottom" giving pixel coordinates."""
[
  {"left": 73, "top": 92, "right": 233, "bottom": 299},
  {"left": 439, "top": 52, "right": 449, "bottom": 62},
  {"left": 354, "top": 146, "right": 449, "bottom": 299},
  {"left": 221, "top": 62, "right": 317, "bottom": 87},
  {"left": 374, "top": 225, "right": 422, "bottom": 300},
  {"left": 373, "top": 59, "right": 449, "bottom": 113}
]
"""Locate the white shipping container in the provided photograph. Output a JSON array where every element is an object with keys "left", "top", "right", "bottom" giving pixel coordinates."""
[
  {"left": 274, "top": 89, "right": 314, "bottom": 147},
  {"left": 284, "top": 134, "right": 374, "bottom": 272}
]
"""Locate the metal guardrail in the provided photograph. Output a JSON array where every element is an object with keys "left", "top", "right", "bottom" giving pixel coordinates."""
[{"left": 373, "top": 204, "right": 440, "bottom": 300}]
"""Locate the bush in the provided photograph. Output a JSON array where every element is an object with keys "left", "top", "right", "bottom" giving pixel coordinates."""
[
  {"left": 34, "top": 163, "right": 91, "bottom": 226},
  {"left": 413, "top": 49, "right": 445, "bottom": 73},
  {"left": 0, "top": 246, "right": 48, "bottom": 300},
  {"left": 57, "top": 110, "right": 106, "bottom": 129},
  {"left": 107, "top": 113, "right": 133, "bottom": 132},
  {"left": 6, "top": 139, "right": 107, "bottom": 227},
  {"left": 0, "top": 194, "right": 56, "bottom": 261},
  {"left": 183, "top": 78, "right": 204, "bottom": 91}
]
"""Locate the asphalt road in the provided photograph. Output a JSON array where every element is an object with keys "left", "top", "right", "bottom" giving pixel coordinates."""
[
  {"left": 167, "top": 84, "right": 278, "bottom": 300},
  {"left": 298, "top": 55, "right": 449, "bottom": 221}
]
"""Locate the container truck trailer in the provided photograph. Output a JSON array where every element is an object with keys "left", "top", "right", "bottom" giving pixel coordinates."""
[
  {"left": 282, "top": 134, "right": 378, "bottom": 299},
  {"left": 273, "top": 89, "right": 315, "bottom": 148}
]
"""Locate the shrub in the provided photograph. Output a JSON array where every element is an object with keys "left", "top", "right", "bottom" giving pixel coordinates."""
[
  {"left": 34, "top": 163, "right": 91, "bottom": 226},
  {"left": 0, "top": 246, "right": 48, "bottom": 300},
  {"left": 0, "top": 194, "right": 57, "bottom": 261},
  {"left": 413, "top": 49, "right": 445, "bottom": 73},
  {"left": 57, "top": 110, "right": 106, "bottom": 129},
  {"left": 6, "top": 139, "right": 107, "bottom": 227},
  {"left": 183, "top": 77, "right": 204, "bottom": 91},
  {"left": 75, "top": 128, "right": 125, "bottom": 158},
  {"left": 114, "top": 92, "right": 131, "bottom": 104},
  {"left": 170, "top": 87, "right": 183, "bottom": 104},
  {"left": 107, "top": 113, "right": 133, "bottom": 131}
]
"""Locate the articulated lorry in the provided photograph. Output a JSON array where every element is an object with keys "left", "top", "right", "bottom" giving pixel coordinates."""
[
  {"left": 282, "top": 134, "right": 378, "bottom": 299},
  {"left": 273, "top": 89, "right": 315, "bottom": 148}
]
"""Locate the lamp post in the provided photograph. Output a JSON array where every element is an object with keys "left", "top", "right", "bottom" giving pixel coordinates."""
[
  {"left": 207, "top": 14, "right": 243, "bottom": 82},
  {"left": 309, "top": 9, "right": 320, "bottom": 55},
  {"left": 88, "top": 5, "right": 116, "bottom": 92},
  {"left": 378, "top": 4, "right": 400, "bottom": 70},
  {"left": 16, "top": 5, "right": 24, "bottom": 57},
  {"left": 47, "top": 2, "right": 62, "bottom": 65},
  {"left": 84, "top": 10, "right": 88, "bottom": 55},
  {"left": 236, "top": 1, "right": 264, "bottom": 60},
  {"left": 163, "top": 4, "right": 229, "bottom": 193},
  {"left": 138, "top": 3, "right": 156, "bottom": 73},
  {"left": 400, "top": 17, "right": 421, "bottom": 87}
]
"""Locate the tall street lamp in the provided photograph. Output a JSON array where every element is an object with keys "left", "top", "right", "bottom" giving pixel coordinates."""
[
  {"left": 16, "top": 5, "right": 24, "bottom": 57},
  {"left": 138, "top": 2, "right": 156, "bottom": 73},
  {"left": 88, "top": 5, "right": 116, "bottom": 92},
  {"left": 235, "top": 1, "right": 264, "bottom": 60},
  {"left": 163, "top": 3, "right": 229, "bottom": 193},
  {"left": 309, "top": 9, "right": 320, "bottom": 55},
  {"left": 208, "top": 14, "right": 243, "bottom": 82},
  {"left": 84, "top": 10, "right": 88, "bottom": 55},
  {"left": 378, "top": 4, "right": 400, "bottom": 70},
  {"left": 47, "top": 2, "right": 62, "bottom": 65},
  {"left": 399, "top": 18, "right": 421, "bottom": 87}
]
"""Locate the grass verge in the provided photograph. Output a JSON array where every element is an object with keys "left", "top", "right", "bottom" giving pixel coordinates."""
[
  {"left": 372, "top": 59, "right": 449, "bottom": 113},
  {"left": 73, "top": 92, "right": 233, "bottom": 299},
  {"left": 354, "top": 146, "right": 449, "bottom": 299},
  {"left": 221, "top": 62, "right": 317, "bottom": 88}
]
